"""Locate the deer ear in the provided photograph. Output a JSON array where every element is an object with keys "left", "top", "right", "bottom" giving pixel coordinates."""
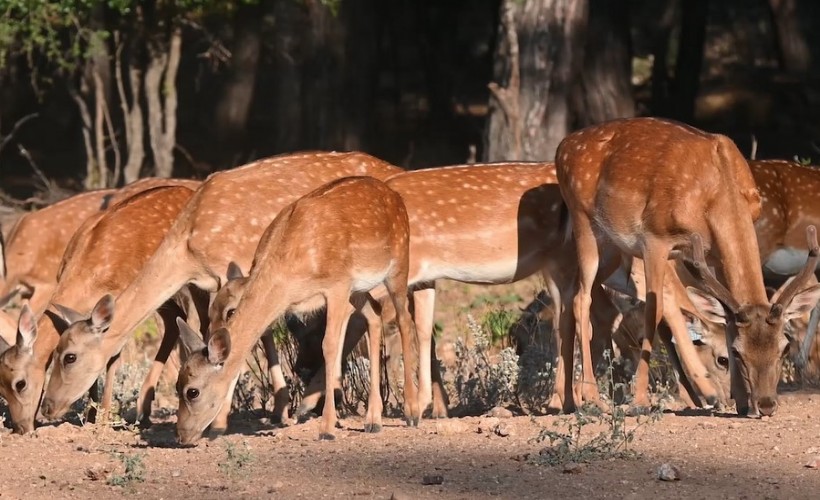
[
  {"left": 207, "top": 328, "right": 231, "bottom": 366},
  {"left": 176, "top": 317, "right": 206, "bottom": 360},
  {"left": 52, "top": 303, "right": 86, "bottom": 326},
  {"left": 782, "top": 283, "right": 820, "bottom": 322},
  {"left": 16, "top": 304, "right": 37, "bottom": 352},
  {"left": 89, "top": 294, "right": 115, "bottom": 334},
  {"left": 0, "top": 288, "right": 20, "bottom": 309},
  {"left": 226, "top": 262, "right": 245, "bottom": 281},
  {"left": 686, "top": 287, "right": 728, "bottom": 325}
]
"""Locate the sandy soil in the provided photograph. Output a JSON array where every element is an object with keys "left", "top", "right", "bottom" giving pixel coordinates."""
[{"left": 1, "top": 391, "right": 819, "bottom": 500}]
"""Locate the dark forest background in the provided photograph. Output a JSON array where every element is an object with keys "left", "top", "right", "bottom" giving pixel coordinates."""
[{"left": 1, "top": 0, "right": 819, "bottom": 199}]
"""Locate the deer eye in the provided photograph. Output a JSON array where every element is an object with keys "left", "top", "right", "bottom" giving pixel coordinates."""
[
  {"left": 64, "top": 353, "right": 77, "bottom": 364},
  {"left": 14, "top": 380, "right": 26, "bottom": 393},
  {"left": 782, "top": 343, "right": 791, "bottom": 357},
  {"left": 717, "top": 356, "right": 729, "bottom": 369},
  {"left": 225, "top": 308, "right": 236, "bottom": 320},
  {"left": 186, "top": 388, "right": 200, "bottom": 401}
]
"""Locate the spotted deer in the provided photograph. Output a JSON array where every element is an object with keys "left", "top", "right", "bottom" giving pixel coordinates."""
[
  {"left": 174, "top": 176, "right": 416, "bottom": 444},
  {"left": 556, "top": 117, "right": 820, "bottom": 417},
  {"left": 38, "top": 152, "right": 403, "bottom": 427},
  {"left": 0, "top": 177, "right": 200, "bottom": 317},
  {"left": 222, "top": 162, "right": 723, "bottom": 418},
  {"left": 0, "top": 186, "right": 199, "bottom": 434}
]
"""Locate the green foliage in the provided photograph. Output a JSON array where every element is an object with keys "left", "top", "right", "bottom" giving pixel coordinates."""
[
  {"left": 219, "top": 441, "right": 254, "bottom": 477},
  {"left": 107, "top": 452, "right": 146, "bottom": 487},
  {"left": 481, "top": 307, "right": 518, "bottom": 346},
  {"left": 530, "top": 351, "right": 664, "bottom": 466}
]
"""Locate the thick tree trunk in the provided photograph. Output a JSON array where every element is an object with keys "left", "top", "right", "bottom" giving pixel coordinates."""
[
  {"left": 484, "top": 0, "right": 588, "bottom": 162},
  {"left": 768, "top": 0, "right": 811, "bottom": 74},
  {"left": 117, "top": 30, "right": 146, "bottom": 184},
  {"left": 669, "top": 0, "right": 708, "bottom": 122},
  {"left": 213, "top": 1, "right": 264, "bottom": 167},
  {"left": 270, "top": 0, "right": 305, "bottom": 152},
  {"left": 145, "top": 27, "right": 181, "bottom": 178},
  {"left": 572, "top": 0, "right": 635, "bottom": 127},
  {"left": 649, "top": 0, "right": 679, "bottom": 117},
  {"left": 339, "top": 0, "right": 377, "bottom": 151}
]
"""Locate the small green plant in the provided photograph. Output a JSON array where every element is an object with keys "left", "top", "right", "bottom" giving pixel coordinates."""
[
  {"left": 107, "top": 452, "right": 146, "bottom": 487},
  {"left": 482, "top": 308, "right": 518, "bottom": 346},
  {"left": 530, "top": 351, "right": 664, "bottom": 466},
  {"left": 794, "top": 155, "right": 813, "bottom": 166},
  {"left": 218, "top": 441, "right": 254, "bottom": 478}
]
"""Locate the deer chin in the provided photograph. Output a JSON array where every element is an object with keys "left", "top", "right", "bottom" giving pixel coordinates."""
[
  {"left": 41, "top": 371, "right": 99, "bottom": 420},
  {"left": 175, "top": 402, "right": 224, "bottom": 446}
]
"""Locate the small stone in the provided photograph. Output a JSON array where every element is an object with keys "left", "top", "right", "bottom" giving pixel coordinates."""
[
  {"left": 562, "top": 462, "right": 585, "bottom": 474},
  {"left": 493, "top": 424, "right": 511, "bottom": 438},
  {"left": 477, "top": 417, "right": 500, "bottom": 434},
  {"left": 804, "top": 456, "right": 820, "bottom": 469},
  {"left": 85, "top": 464, "right": 109, "bottom": 482},
  {"left": 761, "top": 416, "right": 771, "bottom": 422},
  {"left": 390, "top": 492, "right": 412, "bottom": 500},
  {"left": 699, "top": 421, "right": 717, "bottom": 429},
  {"left": 434, "top": 420, "right": 467, "bottom": 435},
  {"left": 657, "top": 463, "right": 681, "bottom": 481},
  {"left": 171, "top": 470, "right": 181, "bottom": 478},
  {"left": 488, "top": 406, "right": 513, "bottom": 418},
  {"left": 422, "top": 475, "right": 444, "bottom": 485}
]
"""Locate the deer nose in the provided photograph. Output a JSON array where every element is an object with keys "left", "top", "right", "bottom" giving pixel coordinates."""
[{"left": 758, "top": 397, "right": 777, "bottom": 417}]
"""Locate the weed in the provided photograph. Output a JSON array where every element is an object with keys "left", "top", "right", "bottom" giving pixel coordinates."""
[
  {"left": 530, "top": 351, "right": 664, "bottom": 466},
  {"left": 482, "top": 308, "right": 518, "bottom": 347},
  {"left": 107, "top": 452, "right": 146, "bottom": 487},
  {"left": 219, "top": 441, "right": 254, "bottom": 477}
]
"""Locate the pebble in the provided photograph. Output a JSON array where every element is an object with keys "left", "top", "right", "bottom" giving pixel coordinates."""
[
  {"left": 488, "top": 406, "right": 513, "bottom": 418},
  {"left": 422, "top": 475, "right": 444, "bottom": 485},
  {"left": 805, "top": 456, "right": 820, "bottom": 469},
  {"left": 657, "top": 463, "right": 681, "bottom": 481},
  {"left": 562, "top": 462, "right": 585, "bottom": 474}
]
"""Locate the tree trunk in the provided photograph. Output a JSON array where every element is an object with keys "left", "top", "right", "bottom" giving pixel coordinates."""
[
  {"left": 649, "top": 0, "right": 679, "bottom": 117},
  {"left": 669, "top": 0, "right": 708, "bottom": 122},
  {"left": 145, "top": 27, "right": 182, "bottom": 178},
  {"left": 484, "top": 0, "right": 589, "bottom": 162},
  {"left": 572, "top": 0, "right": 635, "bottom": 127},
  {"left": 117, "top": 30, "right": 146, "bottom": 184},
  {"left": 213, "top": 1, "right": 264, "bottom": 167},
  {"left": 340, "top": 0, "right": 377, "bottom": 151},
  {"left": 270, "top": 0, "right": 305, "bottom": 152},
  {"left": 768, "top": 0, "right": 811, "bottom": 74}
]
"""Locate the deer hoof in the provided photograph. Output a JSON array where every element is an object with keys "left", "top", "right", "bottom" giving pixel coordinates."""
[{"left": 363, "top": 423, "right": 382, "bottom": 433}]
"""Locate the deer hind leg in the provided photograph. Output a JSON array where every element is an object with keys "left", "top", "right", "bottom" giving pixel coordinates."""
[
  {"left": 136, "top": 301, "right": 186, "bottom": 427},
  {"left": 260, "top": 329, "right": 290, "bottom": 424},
  {"left": 387, "top": 273, "right": 420, "bottom": 428},
  {"left": 319, "top": 289, "right": 355, "bottom": 440},
  {"left": 632, "top": 239, "right": 670, "bottom": 411},
  {"left": 360, "top": 300, "right": 385, "bottom": 433},
  {"left": 412, "top": 286, "right": 436, "bottom": 418},
  {"left": 98, "top": 352, "right": 122, "bottom": 424},
  {"left": 543, "top": 272, "right": 566, "bottom": 413}
]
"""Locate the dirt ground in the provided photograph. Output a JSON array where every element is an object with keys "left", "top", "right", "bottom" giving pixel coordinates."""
[{"left": 0, "top": 391, "right": 818, "bottom": 499}]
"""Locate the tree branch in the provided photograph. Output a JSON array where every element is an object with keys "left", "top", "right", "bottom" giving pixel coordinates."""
[{"left": 0, "top": 113, "right": 38, "bottom": 157}]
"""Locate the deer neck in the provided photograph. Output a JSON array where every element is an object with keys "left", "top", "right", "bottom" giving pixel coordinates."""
[{"left": 709, "top": 216, "right": 768, "bottom": 305}]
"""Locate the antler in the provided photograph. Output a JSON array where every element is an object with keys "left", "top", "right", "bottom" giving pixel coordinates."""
[
  {"left": 684, "top": 232, "right": 743, "bottom": 314},
  {"left": 772, "top": 225, "right": 819, "bottom": 313}
]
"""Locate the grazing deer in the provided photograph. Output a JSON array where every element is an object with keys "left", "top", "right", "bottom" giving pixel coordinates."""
[
  {"left": 0, "top": 177, "right": 200, "bottom": 316},
  {"left": 556, "top": 117, "right": 820, "bottom": 417},
  {"left": 38, "top": 152, "right": 403, "bottom": 427},
  {"left": 0, "top": 186, "right": 199, "bottom": 434},
  {"left": 242, "top": 162, "right": 723, "bottom": 418},
  {"left": 175, "top": 176, "right": 415, "bottom": 444}
]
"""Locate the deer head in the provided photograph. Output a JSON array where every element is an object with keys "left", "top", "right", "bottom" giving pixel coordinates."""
[
  {"left": 685, "top": 227, "right": 820, "bottom": 416},
  {"left": 0, "top": 304, "right": 40, "bottom": 434},
  {"left": 39, "top": 295, "right": 115, "bottom": 419}
]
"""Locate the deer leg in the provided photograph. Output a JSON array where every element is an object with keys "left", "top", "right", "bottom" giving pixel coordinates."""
[
  {"left": 412, "top": 286, "right": 437, "bottom": 417},
  {"left": 387, "top": 280, "right": 420, "bottom": 428},
  {"left": 544, "top": 272, "right": 566, "bottom": 412},
  {"left": 657, "top": 321, "right": 702, "bottom": 408},
  {"left": 99, "top": 352, "right": 122, "bottom": 424},
  {"left": 319, "top": 290, "right": 354, "bottom": 440},
  {"left": 136, "top": 304, "right": 184, "bottom": 426},
  {"left": 260, "top": 329, "right": 289, "bottom": 424},
  {"left": 659, "top": 298, "right": 713, "bottom": 407},
  {"left": 632, "top": 241, "right": 669, "bottom": 410},
  {"left": 360, "top": 300, "right": 384, "bottom": 433}
]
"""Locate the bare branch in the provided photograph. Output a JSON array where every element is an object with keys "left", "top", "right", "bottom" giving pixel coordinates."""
[{"left": 0, "top": 113, "right": 38, "bottom": 157}]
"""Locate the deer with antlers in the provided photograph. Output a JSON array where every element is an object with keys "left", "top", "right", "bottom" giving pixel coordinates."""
[
  {"left": 174, "top": 176, "right": 417, "bottom": 443},
  {"left": 0, "top": 185, "right": 201, "bottom": 434},
  {"left": 37, "top": 152, "right": 404, "bottom": 428},
  {"left": 556, "top": 117, "right": 820, "bottom": 417}
]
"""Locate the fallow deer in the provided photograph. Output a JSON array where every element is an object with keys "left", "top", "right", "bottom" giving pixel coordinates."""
[
  {"left": 37, "top": 152, "right": 403, "bottom": 428},
  {"left": 0, "top": 177, "right": 200, "bottom": 317},
  {"left": 556, "top": 117, "right": 820, "bottom": 417},
  {"left": 175, "top": 176, "right": 416, "bottom": 444},
  {"left": 0, "top": 185, "right": 199, "bottom": 433}
]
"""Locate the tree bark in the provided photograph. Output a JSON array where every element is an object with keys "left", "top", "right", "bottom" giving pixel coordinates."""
[
  {"left": 649, "top": 0, "right": 680, "bottom": 117},
  {"left": 572, "top": 0, "right": 635, "bottom": 127},
  {"left": 213, "top": 1, "right": 264, "bottom": 167},
  {"left": 116, "top": 31, "right": 146, "bottom": 184},
  {"left": 669, "top": 0, "right": 708, "bottom": 122},
  {"left": 269, "top": 0, "right": 305, "bottom": 152},
  {"left": 768, "top": 0, "right": 811, "bottom": 74},
  {"left": 145, "top": 27, "right": 181, "bottom": 178},
  {"left": 339, "top": 0, "right": 377, "bottom": 151},
  {"left": 484, "top": 0, "right": 589, "bottom": 162}
]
